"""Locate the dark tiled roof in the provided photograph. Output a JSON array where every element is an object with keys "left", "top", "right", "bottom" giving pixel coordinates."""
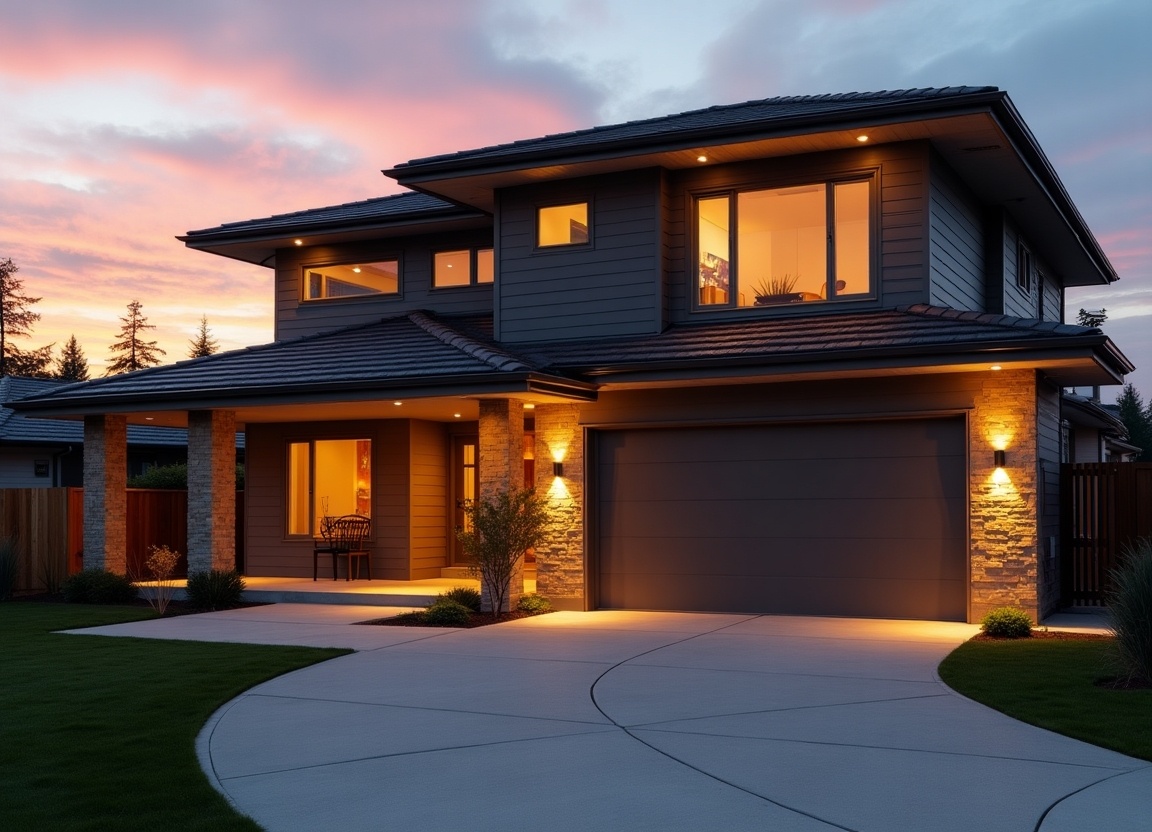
[
  {"left": 7, "top": 306, "right": 1120, "bottom": 414},
  {"left": 396, "top": 87, "right": 999, "bottom": 170},
  {"left": 0, "top": 377, "right": 190, "bottom": 445},
  {"left": 521, "top": 304, "right": 1104, "bottom": 371},
  {"left": 182, "top": 191, "right": 474, "bottom": 240},
  {"left": 6, "top": 314, "right": 554, "bottom": 408}
]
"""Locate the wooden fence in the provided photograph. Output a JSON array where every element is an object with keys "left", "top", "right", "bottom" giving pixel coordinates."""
[
  {"left": 4, "top": 488, "right": 244, "bottom": 594},
  {"left": 1061, "top": 463, "right": 1152, "bottom": 606}
]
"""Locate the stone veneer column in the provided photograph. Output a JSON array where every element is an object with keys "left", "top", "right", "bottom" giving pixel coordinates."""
[
  {"left": 969, "top": 369, "right": 1040, "bottom": 622},
  {"left": 478, "top": 399, "right": 524, "bottom": 611},
  {"left": 83, "top": 415, "right": 128, "bottom": 573},
  {"left": 187, "top": 410, "right": 236, "bottom": 573},
  {"left": 533, "top": 404, "right": 585, "bottom": 610}
]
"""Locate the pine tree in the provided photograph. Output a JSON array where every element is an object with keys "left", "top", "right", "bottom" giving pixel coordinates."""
[
  {"left": 55, "top": 334, "right": 90, "bottom": 381},
  {"left": 105, "top": 300, "right": 166, "bottom": 375},
  {"left": 187, "top": 315, "right": 219, "bottom": 358},
  {"left": 1076, "top": 308, "right": 1107, "bottom": 328},
  {"left": 1115, "top": 383, "right": 1152, "bottom": 462},
  {"left": 0, "top": 257, "right": 50, "bottom": 377}
]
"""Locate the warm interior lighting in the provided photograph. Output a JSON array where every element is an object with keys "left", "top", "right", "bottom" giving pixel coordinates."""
[
  {"left": 856, "top": 134, "right": 869, "bottom": 142},
  {"left": 552, "top": 461, "right": 564, "bottom": 477},
  {"left": 393, "top": 401, "right": 402, "bottom": 406},
  {"left": 523, "top": 403, "right": 535, "bottom": 410},
  {"left": 990, "top": 365, "right": 1002, "bottom": 371},
  {"left": 696, "top": 154, "right": 708, "bottom": 163},
  {"left": 453, "top": 413, "right": 461, "bottom": 419},
  {"left": 144, "top": 416, "right": 154, "bottom": 421},
  {"left": 994, "top": 450, "right": 1006, "bottom": 468},
  {"left": 352, "top": 267, "right": 361, "bottom": 273},
  {"left": 294, "top": 239, "right": 303, "bottom": 246}
]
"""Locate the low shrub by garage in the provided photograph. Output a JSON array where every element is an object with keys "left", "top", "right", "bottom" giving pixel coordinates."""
[
  {"left": 981, "top": 607, "right": 1033, "bottom": 639},
  {"left": 185, "top": 569, "right": 246, "bottom": 611},
  {"left": 62, "top": 569, "right": 139, "bottom": 605}
]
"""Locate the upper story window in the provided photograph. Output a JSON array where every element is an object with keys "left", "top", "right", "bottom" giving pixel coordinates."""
[
  {"left": 538, "top": 202, "right": 590, "bottom": 247},
  {"left": 696, "top": 179, "right": 871, "bottom": 308},
  {"left": 304, "top": 260, "right": 399, "bottom": 300},
  {"left": 1016, "top": 243, "right": 1033, "bottom": 293},
  {"left": 433, "top": 248, "right": 495, "bottom": 288}
]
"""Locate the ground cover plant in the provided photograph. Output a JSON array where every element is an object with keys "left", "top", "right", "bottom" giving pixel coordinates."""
[
  {"left": 1108, "top": 537, "right": 1152, "bottom": 684},
  {"left": 0, "top": 602, "right": 347, "bottom": 831},
  {"left": 940, "top": 635, "right": 1152, "bottom": 762}
]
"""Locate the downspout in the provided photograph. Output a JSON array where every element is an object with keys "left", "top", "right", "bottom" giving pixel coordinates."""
[{"left": 51, "top": 445, "right": 75, "bottom": 487}]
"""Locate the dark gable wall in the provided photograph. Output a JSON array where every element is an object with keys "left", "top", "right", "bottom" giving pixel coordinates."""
[
  {"left": 929, "top": 153, "right": 985, "bottom": 310},
  {"left": 495, "top": 169, "right": 664, "bottom": 343},
  {"left": 665, "top": 141, "right": 934, "bottom": 323},
  {"left": 274, "top": 230, "right": 495, "bottom": 341}
]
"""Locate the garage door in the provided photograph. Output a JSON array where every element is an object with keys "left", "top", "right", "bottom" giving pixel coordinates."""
[{"left": 595, "top": 418, "right": 967, "bottom": 620}]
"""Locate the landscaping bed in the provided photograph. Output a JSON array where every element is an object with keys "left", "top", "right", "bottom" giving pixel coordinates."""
[{"left": 357, "top": 609, "right": 547, "bottom": 628}]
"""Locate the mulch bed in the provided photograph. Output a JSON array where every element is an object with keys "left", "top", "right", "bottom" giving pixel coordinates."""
[
  {"left": 972, "top": 630, "right": 1112, "bottom": 641},
  {"left": 356, "top": 610, "right": 544, "bottom": 628}
]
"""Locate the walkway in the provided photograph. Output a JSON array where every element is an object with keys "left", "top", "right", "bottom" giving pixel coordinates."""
[{"left": 72, "top": 607, "right": 1151, "bottom": 831}]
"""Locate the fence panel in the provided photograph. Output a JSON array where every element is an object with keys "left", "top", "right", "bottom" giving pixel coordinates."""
[
  {"left": 1062, "top": 463, "right": 1152, "bottom": 606},
  {"left": 127, "top": 489, "right": 189, "bottom": 578},
  {"left": 0, "top": 488, "right": 72, "bottom": 594}
]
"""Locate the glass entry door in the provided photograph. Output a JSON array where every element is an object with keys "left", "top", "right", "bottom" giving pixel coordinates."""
[{"left": 451, "top": 436, "right": 478, "bottom": 566}]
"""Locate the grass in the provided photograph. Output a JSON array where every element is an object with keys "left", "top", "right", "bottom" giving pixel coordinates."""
[
  {"left": 939, "top": 636, "right": 1152, "bottom": 762},
  {"left": 0, "top": 602, "right": 349, "bottom": 831}
]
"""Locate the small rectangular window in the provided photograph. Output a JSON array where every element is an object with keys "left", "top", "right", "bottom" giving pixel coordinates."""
[
  {"left": 304, "top": 261, "right": 398, "bottom": 300},
  {"left": 538, "top": 202, "right": 589, "bottom": 247},
  {"left": 1017, "top": 244, "right": 1033, "bottom": 293},
  {"left": 433, "top": 248, "right": 495, "bottom": 288}
]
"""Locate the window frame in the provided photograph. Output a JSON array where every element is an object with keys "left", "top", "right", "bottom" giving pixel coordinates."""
[
  {"left": 1016, "top": 242, "right": 1033, "bottom": 295},
  {"left": 431, "top": 247, "right": 495, "bottom": 289},
  {"left": 535, "top": 200, "right": 592, "bottom": 250},
  {"left": 285, "top": 437, "right": 373, "bottom": 538},
  {"left": 300, "top": 257, "right": 402, "bottom": 303},
  {"left": 691, "top": 173, "right": 877, "bottom": 312}
]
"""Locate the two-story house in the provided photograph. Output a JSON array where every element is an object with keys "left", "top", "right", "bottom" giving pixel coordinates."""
[{"left": 11, "top": 87, "right": 1132, "bottom": 623}]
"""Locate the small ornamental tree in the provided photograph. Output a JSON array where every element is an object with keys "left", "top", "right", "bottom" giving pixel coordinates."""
[
  {"left": 55, "top": 334, "right": 90, "bottom": 381},
  {"left": 457, "top": 488, "right": 548, "bottom": 617},
  {"left": 106, "top": 299, "right": 165, "bottom": 375},
  {"left": 187, "top": 315, "right": 219, "bottom": 358}
]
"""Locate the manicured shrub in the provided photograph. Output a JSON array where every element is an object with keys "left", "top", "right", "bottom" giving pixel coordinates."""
[
  {"left": 516, "top": 593, "right": 552, "bottom": 615},
  {"left": 439, "top": 586, "right": 482, "bottom": 612},
  {"left": 0, "top": 536, "right": 19, "bottom": 601},
  {"left": 981, "top": 607, "right": 1033, "bottom": 638},
  {"left": 185, "top": 569, "right": 246, "bottom": 611},
  {"left": 423, "top": 598, "right": 472, "bottom": 627},
  {"left": 62, "top": 569, "right": 139, "bottom": 605},
  {"left": 1107, "top": 537, "right": 1152, "bottom": 684}
]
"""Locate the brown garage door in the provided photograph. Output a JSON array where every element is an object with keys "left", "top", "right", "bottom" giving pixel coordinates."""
[{"left": 595, "top": 418, "right": 967, "bottom": 620}]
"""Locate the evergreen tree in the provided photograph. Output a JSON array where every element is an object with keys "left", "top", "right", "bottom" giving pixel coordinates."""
[
  {"left": 1076, "top": 308, "right": 1108, "bottom": 328},
  {"left": 55, "top": 334, "right": 90, "bottom": 381},
  {"left": 0, "top": 257, "right": 52, "bottom": 377},
  {"left": 187, "top": 314, "right": 219, "bottom": 358},
  {"left": 106, "top": 300, "right": 166, "bottom": 375},
  {"left": 1115, "top": 383, "right": 1152, "bottom": 462}
]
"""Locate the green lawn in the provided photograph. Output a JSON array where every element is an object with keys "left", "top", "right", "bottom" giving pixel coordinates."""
[
  {"left": 939, "top": 636, "right": 1152, "bottom": 762},
  {"left": 0, "top": 603, "right": 349, "bottom": 831}
]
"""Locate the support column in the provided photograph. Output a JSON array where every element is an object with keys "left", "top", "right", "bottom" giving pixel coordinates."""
[
  {"left": 534, "top": 404, "right": 585, "bottom": 610},
  {"left": 478, "top": 399, "right": 524, "bottom": 611},
  {"left": 83, "top": 415, "right": 127, "bottom": 573},
  {"left": 969, "top": 369, "right": 1040, "bottom": 623},
  {"left": 187, "top": 410, "right": 236, "bottom": 573}
]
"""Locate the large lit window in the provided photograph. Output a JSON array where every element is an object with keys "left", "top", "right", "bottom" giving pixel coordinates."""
[
  {"left": 304, "top": 261, "right": 399, "bottom": 300},
  {"left": 433, "top": 248, "right": 495, "bottom": 287},
  {"left": 287, "top": 439, "right": 372, "bottom": 535},
  {"left": 697, "top": 180, "right": 871, "bottom": 308},
  {"left": 538, "top": 202, "right": 589, "bottom": 247}
]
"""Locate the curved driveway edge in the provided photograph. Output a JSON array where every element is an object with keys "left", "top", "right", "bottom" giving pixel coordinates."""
[{"left": 171, "top": 609, "right": 1152, "bottom": 831}]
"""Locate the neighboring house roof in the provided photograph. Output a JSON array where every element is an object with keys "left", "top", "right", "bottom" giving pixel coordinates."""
[
  {"left": 0, "top": 377, "right": 191, "bottom": 446},
  {"left": 5, "top": 308, "right": 1130, "bottom": 416}
]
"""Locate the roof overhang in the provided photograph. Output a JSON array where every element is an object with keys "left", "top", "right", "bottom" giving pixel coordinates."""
[{"left": 388, "top": 90, "right": 1116, "bottom": 287}]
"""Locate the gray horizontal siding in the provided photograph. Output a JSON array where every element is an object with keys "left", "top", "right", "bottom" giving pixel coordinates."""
[
  {"left": 929, "top": 157, "right": 985, "bottom": 311},
  {"left": 275, "top": 231, "right": 494, "bottom": 341},
  {"left": 496, "top": 170, "right": 662, "bottom": 343}
]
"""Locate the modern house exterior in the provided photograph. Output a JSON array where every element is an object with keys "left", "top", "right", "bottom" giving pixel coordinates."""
[{"left": 9, "top": 87, "right": 1133, "bottom": 623}]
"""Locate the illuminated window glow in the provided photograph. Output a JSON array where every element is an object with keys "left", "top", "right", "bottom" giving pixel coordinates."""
[
  {"left": 434, "top": 248, "right": 495, "bottom": 287},
  {"left": 304, "top": 261, "right": 398, "bottom": 300},
  {"left": 538, "top": 203, "right": 589, "bottom": 247},
  {"left": 697, "top": 179, "right": 871, "bottom": 308},
  {"left": 287, "top": 439, "right": 372, "bottom": 535}
]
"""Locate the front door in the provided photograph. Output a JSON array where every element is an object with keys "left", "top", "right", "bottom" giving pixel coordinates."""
[{"left": 451, "top": 436, "right": 478, "bottom": 566}]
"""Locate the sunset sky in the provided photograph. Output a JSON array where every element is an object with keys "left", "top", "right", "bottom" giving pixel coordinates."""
[{"left": 1, "top": 0, "right": 1148, "bottom": 397}]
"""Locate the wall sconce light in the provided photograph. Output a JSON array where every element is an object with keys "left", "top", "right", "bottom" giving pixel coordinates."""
[
  {"left": 552, "top": 461, "right": 564, "bottom": 477},
  {"left": 994, "top": 450, "right": 1006, "bottom": 468}
]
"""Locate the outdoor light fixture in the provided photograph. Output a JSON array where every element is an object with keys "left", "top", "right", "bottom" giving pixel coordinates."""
[
  {"left": 856, "top": 134, "right": 869, "bottom": 142},
  {"left": 696, "top": 154, "right": 708, "bottom": 163},
  {"left": 994, "top": 450, "right": 1006, "bottom": 468},
  {"left": 293, "top": 239, "right": 303, "bottom": 246},
  {"left": 553, "top": 461, "right": 564, "bottom": 477}
]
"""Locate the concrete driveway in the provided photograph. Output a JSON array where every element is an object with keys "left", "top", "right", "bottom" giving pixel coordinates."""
[{"left": 110, "top": 606, "right": 1141, "bottom": 832}]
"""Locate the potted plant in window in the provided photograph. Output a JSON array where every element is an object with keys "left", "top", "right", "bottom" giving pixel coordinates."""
[{"left": 751, "top": 274, "right": 801, "bottom": 305}]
